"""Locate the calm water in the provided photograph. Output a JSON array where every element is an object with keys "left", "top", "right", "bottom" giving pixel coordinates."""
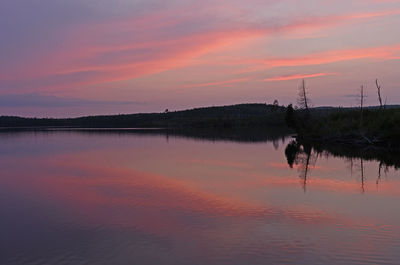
[{"left": 1, "top": 130, "right": 399, "bottom": 265}]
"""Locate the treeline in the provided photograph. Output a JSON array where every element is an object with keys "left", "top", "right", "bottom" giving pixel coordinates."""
[
  {"left": 0, "top": 103, "right": 288, "bottom": 129},
  {"left": 287, "top": 107, "right": 400, "bottom": 149},
  {"left": 285, "top": 79, "right": 400, "bottom": 149}
]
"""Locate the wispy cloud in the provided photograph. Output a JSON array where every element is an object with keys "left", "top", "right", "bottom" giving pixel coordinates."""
[
  {"left": 178, "top": 78, "right": 249, "bottom": 89},
  {"left": 247, "top": 45, "right": 400, "bottom": 69},
  {"left": 1, "top": 0, "right": 400, "bottom": 115},
  {"left": 2, "top": 5, "right": 400, "bottom": 93},
  {"left": 264, "top": 73, "right": 336, "bottom": 82}
]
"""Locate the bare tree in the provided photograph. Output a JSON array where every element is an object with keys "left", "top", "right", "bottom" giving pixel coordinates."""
[
  {"left": 359, "top": 85, "right": 365, "bottom": 128},
  {"left": 360, "top": 85, "right": 365, "bottom": 109},
  {"left": 357, "top": 85, "right": 375, "bottom": 144},
  {"left": 375, "top": 79, "right": 383, "bottom": 109},
  {"left": 297, "top": 79, "right": 310, "bottom": 112}
]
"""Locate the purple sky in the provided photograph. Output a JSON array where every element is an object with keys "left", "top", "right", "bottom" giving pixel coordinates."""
[{"left": 1, "top": 0, "right": 400, "bottom": 117}]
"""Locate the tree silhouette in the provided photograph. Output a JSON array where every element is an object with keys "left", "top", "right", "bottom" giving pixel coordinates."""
[
  {"left": 376, "top": 79, "right": 383, "bottom": 109},
  {"left": 359, "top": 85, "right": 365, "bottom": 129},
  {"left": 285, "top": 104, "right": 295, "bottom": 128},
  {"left": 297, "top": 79, "right": 310, "bottom": 112}
]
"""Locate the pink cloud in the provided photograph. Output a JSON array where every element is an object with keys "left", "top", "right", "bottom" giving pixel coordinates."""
[
  {"left": 250, "top": 45, "right": 400, "bottom": 68},
  {"left": 264, "top": 73, "right": 336, "bottom": 81},
  {"left": 1, "top": 5, "right": 400, "bottom": 97},
  {"left": 178, "top": 77, "right": 250, "bottom": 89}
]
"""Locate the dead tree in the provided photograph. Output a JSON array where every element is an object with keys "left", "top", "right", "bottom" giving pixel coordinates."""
[
  {"left": 357, "top": 85, "right": 374, "bottom": 144},
  {"left": 359, "top": 85, "right": 365, "bottom": 129},
  {"left": 375, "top": 79, "right": 383, "bottom": 109},
  {"left": 360, "top": 85, "right": 365, "bottom": 110},
  {"left": 297, "top": 79, "right": 310, "bottom": 112}
]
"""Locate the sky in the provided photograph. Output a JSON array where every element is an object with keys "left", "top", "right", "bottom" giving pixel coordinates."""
[{"left": 1, "top": 0, "right": 400, "bottom": 117}]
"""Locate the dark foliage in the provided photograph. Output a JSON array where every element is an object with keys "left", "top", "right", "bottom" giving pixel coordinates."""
[
  {"left": 0, "top": 104, "right": 289, "bottom": 129},
  {"left": 286, "top": 106, "right": 400, "bottom": 149},
  {"left": 285, "top": 104, "right": 295, "bottom": 128}
]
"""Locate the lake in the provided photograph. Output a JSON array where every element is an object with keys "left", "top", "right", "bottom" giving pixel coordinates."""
[{"left": 1, "top": 129, "right": 399, "bottom": 265}]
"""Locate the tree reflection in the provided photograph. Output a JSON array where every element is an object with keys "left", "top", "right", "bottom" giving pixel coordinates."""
[
  {"left": 376, "top": 162, "right": 389, "bottom": 187},
  {"left": 285, "top": 140, "right": 318, "bottom": 192},
  {"left": 360, "top": 158, "right": 365, "bottom": 193},
  {"left": 284, "top": 140, "right": 397, "bottom": 193},
  {"left": 285, "top": 140, "right": 300, "bottom": 169}
]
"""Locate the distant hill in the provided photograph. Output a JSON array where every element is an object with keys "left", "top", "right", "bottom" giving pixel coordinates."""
[{"left": 0, "top": 103, "right": 288, "bottom": 128}]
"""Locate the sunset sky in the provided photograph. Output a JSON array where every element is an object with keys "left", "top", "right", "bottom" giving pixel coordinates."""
[{"left": 1, "top": 0, "right": 400, "bottom": 117}]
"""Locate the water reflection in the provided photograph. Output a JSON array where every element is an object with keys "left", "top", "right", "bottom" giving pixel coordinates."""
[
  {"left": 1, "top": 129, "right": 399, "bottom": 265},
  {"left": 0, "top": 127, "right": 292, "bottom": 143},
  {"left": 285, "top": 139, "right": 400, "bottom": 193}
]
